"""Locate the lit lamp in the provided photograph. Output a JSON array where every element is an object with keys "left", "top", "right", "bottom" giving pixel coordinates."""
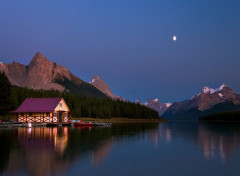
[{"left": 28, "top": 122, "right": 32, "bottom": 128}]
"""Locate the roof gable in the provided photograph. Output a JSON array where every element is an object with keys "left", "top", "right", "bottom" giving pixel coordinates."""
[
  {"left": 12, "top": 98, "right": 63, "bottom": 113},
  {"left": 54, "top": 99, "right": 70, "bottom": 112}
]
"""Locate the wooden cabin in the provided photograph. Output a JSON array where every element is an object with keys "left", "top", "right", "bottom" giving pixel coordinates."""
[{"left": 10, "top": 98, "right": 70, "bottom": 123}]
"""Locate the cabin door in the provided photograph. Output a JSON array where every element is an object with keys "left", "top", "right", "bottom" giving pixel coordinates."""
[{"left": 58, "top": 112, "right": 63, "bottom": 123}]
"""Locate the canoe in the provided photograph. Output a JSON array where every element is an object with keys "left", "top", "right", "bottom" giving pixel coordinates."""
[{"left": 74, "top": 122, "right": 93, "bottom": 127}]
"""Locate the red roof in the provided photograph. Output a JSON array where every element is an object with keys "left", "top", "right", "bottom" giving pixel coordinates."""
[{"left": 12, "top": 98, "right": 62, "bottom": 113}]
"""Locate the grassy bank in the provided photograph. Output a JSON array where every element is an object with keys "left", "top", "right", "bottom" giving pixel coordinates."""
[{"left": 71, "top": 117, "right": 167, "bottom": 123}]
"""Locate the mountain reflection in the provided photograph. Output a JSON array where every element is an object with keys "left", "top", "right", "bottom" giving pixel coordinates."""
[
  {"left": 90, "top": 138, "right": 113, "bottom": 167},
  {"left": 198, "top": 124, "right": 240, "bottom": 161},
  {"left": 148, "top": 122, "right": 240, "bottom": 161}
]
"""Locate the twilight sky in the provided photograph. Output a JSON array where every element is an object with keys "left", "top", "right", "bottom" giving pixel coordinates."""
[{"left": 0, "top": 0, "right": 240, "bottom": 103}]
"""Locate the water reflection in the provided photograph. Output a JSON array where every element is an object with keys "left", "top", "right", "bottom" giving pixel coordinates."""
[
  {"left": 90, "top": 138, "right": 113, "bottom": 167},
  {"left": 148, "top": 122, "right": 240, "bottom": 161},
  {"left": 0, "top": 123, "right": 158, "bottom": 176},
  {"left": 18, "top": 127, "right": 69, "bottom": 154},
  {"left": 198, "top": 124, "right": 240, "bottom": 161},
  {"left": 3, "top": 127, "right": 70, "bottom": 176},
  {"left": 1, "top": 122, "right": 240, "bottom": 176}
]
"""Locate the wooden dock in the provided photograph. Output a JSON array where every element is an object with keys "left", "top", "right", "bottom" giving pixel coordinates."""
[
  {"left": 0, "top": 122, "right": 73, "bottom": 128},
  {"left": 0, "top": 122, "right": 111, "bottom": 128}
]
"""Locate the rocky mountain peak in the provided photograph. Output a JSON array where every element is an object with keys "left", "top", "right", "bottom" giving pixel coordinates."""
[
  {"left": 219, "top": 84, "right": 232, "bottom": 91},
  {"left": 29, "top": 51, "right": 50, "bottom": 66},
  {"left": 165, "top": 103, "right": 172, "bottom": 108},
  {"left": 201, "top": 84, "right": 231, "bottom": 94},
  {"left": 89, "top": 75, "right": 115, "bottom": 98},
  {"left": 143, "top": 99, "right": 172, "bottom": 116},
  {"left": 201, "top": 86, "right": 214, "bottom": 94},
  {"left": 90, "top": 75, "right": 101, "bottom": 84},
  {"left": 35, "top": 51, "right": 44, "bottom": 57},
  {"left": 0, "top": 52, "right": 77, "bottom": 91},
  {"left": 89, "top": 75, "right": 125, "bottom": 100}
]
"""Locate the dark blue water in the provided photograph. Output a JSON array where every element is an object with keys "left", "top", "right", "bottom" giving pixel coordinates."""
[{"left": 1, "top": 122, "right": 240, "bottom": 176}]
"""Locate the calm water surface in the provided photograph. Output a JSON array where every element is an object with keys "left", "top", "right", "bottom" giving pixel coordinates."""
[{"left": 1, "top": 122, "right": 240, "bottom": 176}]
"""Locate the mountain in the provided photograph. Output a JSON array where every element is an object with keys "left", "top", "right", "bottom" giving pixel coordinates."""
[
  {"left": 162, "top": 84, "right": 240, "bottom": 120},
  {"left": 89, "top": 75, "right": 125, "bottom": 100},
  {"left": 0, "top": 52, "right": 107, "bottom": 98},
  {"left": 89, "top": 75, "right": 115, "bottom": 98},
  {"left": 143, "top": 99, "right": 172, "bottom": 116}
]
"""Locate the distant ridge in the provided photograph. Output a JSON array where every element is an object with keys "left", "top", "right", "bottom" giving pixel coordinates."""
[
  {"left": 143, "top": 98, "right": 172, "bottom": 116},
  {"left": 162, "top": 84, "right": 240, "bottom": 120}
]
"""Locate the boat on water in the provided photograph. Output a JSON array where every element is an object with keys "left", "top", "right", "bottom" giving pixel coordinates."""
[
  {"left": 68, "top": 120, "right": 93, "bottom": 127},
  {"left": 68, "top": 120, "right": 111, "bottom": 127},
  {"left": 74, "top": 122, "right": 94, "bottom": 127}
]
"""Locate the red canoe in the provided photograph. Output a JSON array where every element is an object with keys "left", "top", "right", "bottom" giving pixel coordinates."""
[{"left": 74, "top": 122, "right": 93, "bottom": 127}]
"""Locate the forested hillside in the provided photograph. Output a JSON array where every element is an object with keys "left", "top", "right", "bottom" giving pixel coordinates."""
[
  {"left": 0, "top": 72, "right": 159, "bottom": 119},
  {"left": 199, "top": 111, "right": 240, "bottom": 122}
]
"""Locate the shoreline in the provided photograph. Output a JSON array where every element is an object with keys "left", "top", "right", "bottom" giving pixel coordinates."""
[
  {"left": 71, "top": 117, "right": 167, "bottom": 123},
  {"left": 0, "top": 116, "right": 167, "bottom": 123}
]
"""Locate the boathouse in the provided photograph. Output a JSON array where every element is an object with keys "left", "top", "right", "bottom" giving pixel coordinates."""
[{"left": 11, "top": 98, "right": 70, "bottom": 123}]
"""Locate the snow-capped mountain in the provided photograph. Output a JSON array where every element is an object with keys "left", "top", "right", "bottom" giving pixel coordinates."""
[
  {"left": 143, "top": 98, "right": 172, "bottom": 116},
  {"left": 162, "top": 84, "right": 240, "bottom": 120}
]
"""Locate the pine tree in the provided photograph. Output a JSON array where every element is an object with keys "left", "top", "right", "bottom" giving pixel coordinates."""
[{"left": 0, "top": 72, "right": 11, "bottom": 115}]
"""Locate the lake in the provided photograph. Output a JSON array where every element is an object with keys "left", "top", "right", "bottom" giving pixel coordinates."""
[{"left": 1, "top": 122, "right": 240, "bottom": 176}]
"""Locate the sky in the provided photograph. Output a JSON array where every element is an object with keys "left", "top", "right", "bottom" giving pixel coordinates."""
[{"left": 0, "top": 0, "right": 240, "bottom": 103}]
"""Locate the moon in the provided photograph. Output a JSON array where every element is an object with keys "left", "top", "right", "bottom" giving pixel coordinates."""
[{"left": 173, "top": 35, "right": 177, "bottom": 41}]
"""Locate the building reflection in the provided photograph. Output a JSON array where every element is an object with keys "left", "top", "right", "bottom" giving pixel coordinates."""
[
  {"left": 18, "top": 127, "right": 69, "bottom": 154},
  {"left": 4, "top": 127, "right": 70, "bottom": 176}
]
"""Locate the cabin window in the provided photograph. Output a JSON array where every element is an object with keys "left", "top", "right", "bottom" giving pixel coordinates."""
[
  {"left": 29, "top": 113, "right": 33, "bottom": 116},
  {"left": 59, "top": 103, "right": 63, "bottom": 107},
  {"left": 46, "top": 112, "right": 50, "bottom": 116}
]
